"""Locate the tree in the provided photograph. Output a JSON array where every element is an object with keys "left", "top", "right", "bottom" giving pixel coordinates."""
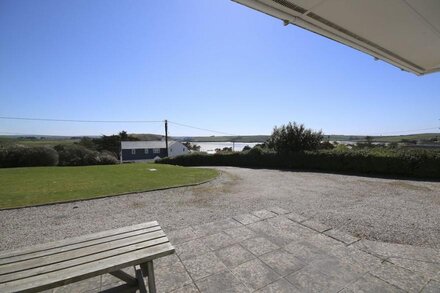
[
  {"left": 91, "top": 131, "right": 139, "bottom": 159},
  {"left": 365, "top": 136, "right": 373, "bottom": 146},
  {"left": 266, "top": 122, "right": 323, "bottom": 154},
  {"left": 242, "top": 145, "right": 251, "bottom": 151},
  {"left": 182, "top": 142, "right": 201, "bottom": 152},
  {"left": 77, "top": 137, "right": 97, "bottom": 150}
]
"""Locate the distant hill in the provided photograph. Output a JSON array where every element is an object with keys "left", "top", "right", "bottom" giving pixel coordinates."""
[
  {"left": 129, "top": 133, "right": 163, "bottom": 141},
  {"left": 324, "top": 133, "right": 440, "bottom": 143},
  {"left": 1, "top": 132, "right": 439, "bottom": 146},
  {"left": 178, "top": 135, "right": 269, "bottom": 143}
]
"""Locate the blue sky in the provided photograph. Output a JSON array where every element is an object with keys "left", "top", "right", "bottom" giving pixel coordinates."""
[{"left": 1, "top": 0, "right": 439, "bottom": 137}]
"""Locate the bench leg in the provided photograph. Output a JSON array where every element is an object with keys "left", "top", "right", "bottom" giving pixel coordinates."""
[
  {"left": 140, "top": 261, "right": 156, "bottom": 293},
  {"left": 134, "top": 265, "right": 148, "bottom": 293}
]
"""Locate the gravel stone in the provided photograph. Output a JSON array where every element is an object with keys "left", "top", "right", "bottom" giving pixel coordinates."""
[{"left": 1, "top": 167, "right": 440, "bottom": 251}]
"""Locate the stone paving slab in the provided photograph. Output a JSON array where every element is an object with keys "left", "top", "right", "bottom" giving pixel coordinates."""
[
  {"left": 259, "top": 249, "right": 305, "bottom": 276},
  {"left": 370, "top": 261, "right": 430, "bottom": 292},
  {"left": 167, "top": 227, "right": 198, "bottom": 245},
  {"left": 286, "top": 263, "right": 347, "bottom": 292},
  {"left": 301, "top": 219, "right": 331, "bottom": 233},
  {"left": 324, "top": 228, "right": 360, "bottom": 245},
  {"left": 195, "top": 271, "right": 250, "bottom": 293},
  {"left": 192, "top": 219, "right": 242, "bottom": 237},
  {"left": 256, "top": 278, "right": 301, "bottom": 293},
  {"left": 340, "top": 273, "right": 406, "bottom": 293},
  {"left": 233, "top": 213, "right": 261, "bottom": 225},
  {"left": 181, "top": 252, "right": 228, "bottom": 281},
  {"left": 155, "top": 261, "right": 193, "bottom": 292},
  {"left": 240, "top": 237, "right": 280, "bottom": 256},
  {"left": 175, "top": 238, "right": 211, "bottom": 260},
  {"left": 285, "top": 212, "right": 309, "bottom": 223},
  {"left": 41, "top": 206, "right": 440, "bottom": 293},
  {"left": 251, "top": 210, "right": 277, "bottom": 220},
  {"left": 223, "top": 226, "right": 257, "bottom": 242},
  {"left": 231, "top": 259, "right": 280, "bottom": 291},
  {"left": 388, "top": 257, "right": 440, "bottom": 280},
  {"left": 267, "top": 206, "right": 289, "bottom": 215},
  {"left": 214, "top": 244, "right": 255, "bottom": 268},
  {"left": 421, "top": 280, "right": 440, "bottom": 293},
  {"left": 201, "top": 232, "right": 236, "bottom": 251}
]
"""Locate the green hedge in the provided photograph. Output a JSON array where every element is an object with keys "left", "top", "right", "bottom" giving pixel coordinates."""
[
  {"left": 0, "top": 145, "right": 118, "bottom": 168},
  {"left": 157, "top": 148, "right": 440, "bottom": 179},
  {"left": 0, "top": 146, "right": 59, "bottom": 168},
  {"left": 55, "top": 145, "right": 118, "bottom": 166}
]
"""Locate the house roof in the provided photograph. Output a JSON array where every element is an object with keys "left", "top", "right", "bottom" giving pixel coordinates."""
[
  {"left": 232, "top": 0, "right": 440, "bottom": 75},
  {"left": 121, "top": 141, "right": 180, "bottom": 149}
]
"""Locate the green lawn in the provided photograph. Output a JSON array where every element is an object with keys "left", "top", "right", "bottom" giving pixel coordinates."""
[{"left": 0, "top": 163, "right": 218, "bottom": 209}]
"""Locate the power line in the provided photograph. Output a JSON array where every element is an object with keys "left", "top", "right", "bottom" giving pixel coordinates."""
[
  {"left": 0, "top": 116, "right": 239, "bottom": 136},
  {"left": 0, "top": 116, "right": 163, "bottom": 123},
  {"left": 167, "top": 120, "right": 237, "bottom": 136},
  {"left": 374, "top": 127, "right": 439, "bottom": 136}
]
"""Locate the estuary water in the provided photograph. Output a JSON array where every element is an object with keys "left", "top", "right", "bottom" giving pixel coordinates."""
[{"left": 194, "top": 142, "right": 260, "bottom": 154}]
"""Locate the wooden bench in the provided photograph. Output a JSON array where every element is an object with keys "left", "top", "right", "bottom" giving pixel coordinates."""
[{"left": 0, "top": 221, "right": 174, "bottom": 293}]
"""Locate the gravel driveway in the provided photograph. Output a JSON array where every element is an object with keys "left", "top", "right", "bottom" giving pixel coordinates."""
[{"left": 1, "top": 167, "right": 439, "bottom": 251}]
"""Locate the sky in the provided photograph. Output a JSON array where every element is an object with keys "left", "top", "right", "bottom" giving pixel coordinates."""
[{"left": 1, "top": 0, "right": 439, "bottom": 137}]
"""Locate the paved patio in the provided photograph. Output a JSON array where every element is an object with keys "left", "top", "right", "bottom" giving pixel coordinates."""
[{"left": 43, "top": 207, "right": 440, "bottom": 292}]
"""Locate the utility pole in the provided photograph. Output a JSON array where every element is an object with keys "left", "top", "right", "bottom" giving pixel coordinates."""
[{"left": 165, "top": 119, "right": 169, "bottom": 157}]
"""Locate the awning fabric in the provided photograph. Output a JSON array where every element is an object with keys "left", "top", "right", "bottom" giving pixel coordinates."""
[{"left": 232, "top": 0, "right": 440, "bottom": 75}]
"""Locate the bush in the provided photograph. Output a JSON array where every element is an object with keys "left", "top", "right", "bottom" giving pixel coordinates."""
[
  {"left": 266, "top": 122, "right": 323, "bottom": 154},
  {"left": 0, "top": 145, "right": 58, "bottom": 168},
  {"left": 157, "top": 148, "right": 440, "bottom": 179},
  {"left": 55, "top": 144, "right": 100, "bottom": 166},
  {"left": 98, "top": 151, "right": 119, "bottom": 165},
  {"left": 54, "top": 145, "right": 119, "bottom": 166}
]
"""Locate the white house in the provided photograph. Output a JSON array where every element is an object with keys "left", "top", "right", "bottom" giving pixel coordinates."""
[{"left": 120, "top": 141, "right": 189, "bottom": 162}]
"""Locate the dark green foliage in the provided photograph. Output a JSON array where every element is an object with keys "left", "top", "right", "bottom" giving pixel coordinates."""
[
  {"left": 55, "top": 144, "right": 100, "bottom": 166},
  {"left": 0, "top": 146, "right": 58, "bottom": 168},
  {"left": 183, "top": 142, "right": 201, "bottom": 152},
  {"left": 55, "top": 144, "right": 118, "bottom": 166},
  {"left": 319, "top": 141, "right": 335, "bottom": 150},
  {"left": 242, "top": 145, "right": 251, "bottom": 151},
  {"left": 77, "top": 137, "right": 97, "bottom": 150},
  {"left": 158, "top": 147, "right": 440, "bottom": 179},
  {"left": 98, "top": 152, "right": 119, "bottom": 165},
  {"left": 89, "top": 131, "right": 140, "bottom": 158},
  {"left": 266, "top": 122, "right": 323, "bottom": 154}
]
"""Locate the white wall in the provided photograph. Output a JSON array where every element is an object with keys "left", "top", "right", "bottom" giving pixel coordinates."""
[{"left": 168, "top": 141, "right": 189, "bottom": 158}]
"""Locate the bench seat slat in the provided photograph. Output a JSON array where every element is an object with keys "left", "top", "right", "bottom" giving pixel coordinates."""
[
  {"left": 0, "top": 242, "right": 174, "bottom": 293},
  {"left": 0, "top": 225, "right": 161, "bottom": 266},
  {"left": 0, "top": 236, "right": 170, "bottom": 283},
  {"left": 0, "top": 230, "right": 166, "bottom": 277},
  {"left": 0, "top": 221, "right": 158, "bottom": 261}
]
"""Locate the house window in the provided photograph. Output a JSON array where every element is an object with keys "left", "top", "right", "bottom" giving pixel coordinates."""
[
  {"left": 153, "top": 148, "right": 160, "bottom": 154},
  {"left": 145, "top": 149, "right": 149, "bottom": 154},
  {"left": 183, "top": 148, "right": 185, "bottom": 151},
  {"left": 131, "top": 149, "right": 136, "bottom": 155}
]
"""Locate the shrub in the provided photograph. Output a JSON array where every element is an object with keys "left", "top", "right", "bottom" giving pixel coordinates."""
[
  {"left": 0, "top": 145, "right": 58, "bottom": 168},
  {"left": 266, "top": 122, "right": 323, "bottom": 154},
  {"left": 242, "top": 145, "right": 251, "bottom": 151},
  {"left": 54, "top": 145, "right": 119, "bottom": 166},
  {"left": 158, "top": 148, "right": 440, "bottom": 179},
  {"left": 55, "top": 144, "right": 100, "bottom": 166},
  {"left": 98, "top": 152, "right": 119, "bottom": 165}
]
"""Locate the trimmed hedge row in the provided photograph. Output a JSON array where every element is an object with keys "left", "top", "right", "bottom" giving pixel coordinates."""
[
  {"left": 0, "top": 146, "right": 59, "bottom": 168},
  {"left": 0, "top": 144, "right": 118, "bottom": 168},
  {"left": 157, "top": 148, "right": 440, "bottom": 179},
  {"left": 55, "top": 145, "right": 118, "bottom": 166}
]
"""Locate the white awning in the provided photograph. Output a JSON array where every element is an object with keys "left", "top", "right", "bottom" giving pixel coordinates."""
[{"left": 232, "top": 0, "right": 440, "bottom": 75}]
